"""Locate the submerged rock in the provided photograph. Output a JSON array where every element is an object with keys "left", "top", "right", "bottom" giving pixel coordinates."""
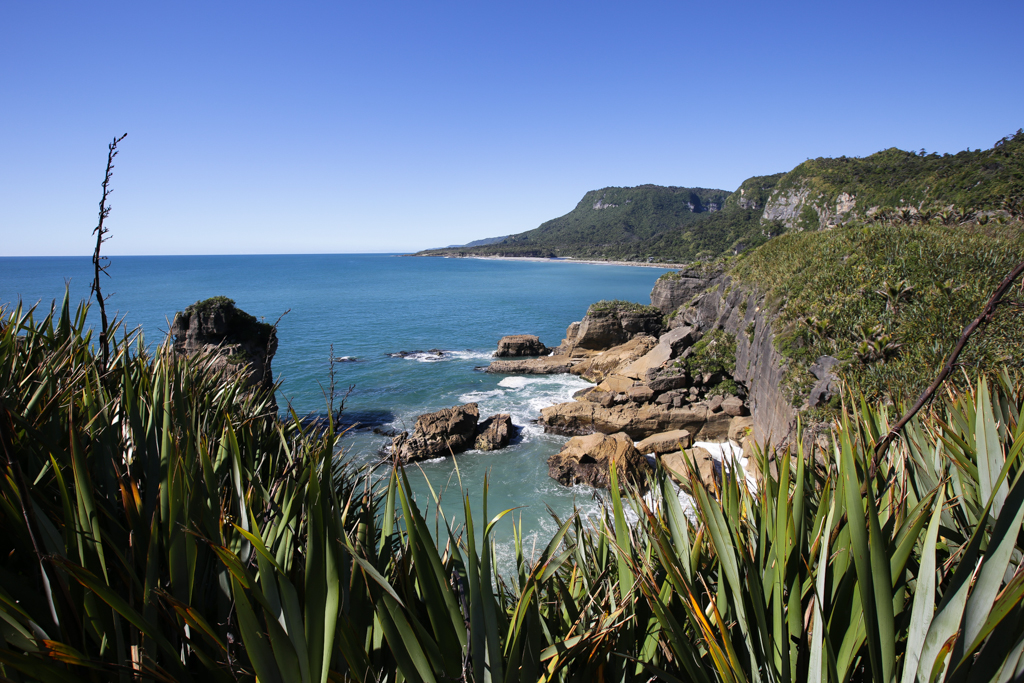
[{"left": 547, "top": 432, "right": 650, "bottom": 491}]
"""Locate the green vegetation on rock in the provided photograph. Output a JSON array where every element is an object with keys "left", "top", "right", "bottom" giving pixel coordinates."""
[
  {"left": 175, "top": 295, "right": 275, "bottom": 348},
  {"left": 684, "top": 329, "right": 737, "bottom": 376},
  {"left": 729, "top": 216, "right": 1024, "bottom": 404},
  {"left": 587, "top": 299, "right": 661, "bottom": 316},
  {"left": 768, "top": 129, "right": 1024, "bottom": 228}
]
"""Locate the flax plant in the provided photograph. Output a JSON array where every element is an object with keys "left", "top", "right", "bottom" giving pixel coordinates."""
[{"left": 4, "top": 293, "right": 1024, "bottom": 682}]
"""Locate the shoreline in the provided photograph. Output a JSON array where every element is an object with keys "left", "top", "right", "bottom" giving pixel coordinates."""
[{"left": 455, "top": 255, "right": 687, "bottom": 270}]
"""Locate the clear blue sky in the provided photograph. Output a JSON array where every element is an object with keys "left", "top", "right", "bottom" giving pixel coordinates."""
[{"left": 3, "top": 1, "right": 1022, "bottom": 256}]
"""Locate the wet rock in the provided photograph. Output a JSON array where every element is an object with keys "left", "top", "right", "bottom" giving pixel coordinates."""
[
  {"left": 474, "top": 413, "right": 515, "bottom": 451},
  {"left": 390, "top": 403, "right": 480, "bottom": 463},
  {"left": 484, "top": 357, "right": 581, "bottom": 374},
  {"left": 547, "top": 432, "right": 650, "bottom": 491}
]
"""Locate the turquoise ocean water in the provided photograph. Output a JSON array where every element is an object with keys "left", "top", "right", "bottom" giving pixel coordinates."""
[{"left": 0, "top": 254, "right": 672, "bottom": 571}]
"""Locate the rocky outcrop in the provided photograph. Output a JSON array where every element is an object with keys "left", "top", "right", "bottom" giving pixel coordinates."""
[
  {"left": 475, "top": 413, "right": 515, "bottom": 451},
  {"left": 651, "top": 271, "right": 720, "bottom": 314},
  {"left": 391, "top": 404, "right": 480, "bottom": 463},
  {"left": 169, "top": 297, "right": 277, "bottom": 395},
  {"left": 495, "top": 335, "right": 548, "bottom": 358},
  {"left": 569, "top": 335, "right": 658, "bottom": 383},
  {"left": 555, "top": 304, "right": 663, "bottom": 353},
  {"left": 547, "top": 432, "right": 650, "bottom": 491},
  {"left": 540, "top": 401, "right": 735, "bottom": 441},
  {"left": 762, "top": 187, "right": 811, "bottom": 228},
  {"left": 667, "top": 275, "right": 837, "bottom": 450}
]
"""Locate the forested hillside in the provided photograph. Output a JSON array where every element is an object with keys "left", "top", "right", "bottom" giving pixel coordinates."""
[
  {"left": 419, "top": 181, "right": 781, "bottom": 262},
  {"left": 419, "top": 130, "right": 1024, "bottom": 263}
]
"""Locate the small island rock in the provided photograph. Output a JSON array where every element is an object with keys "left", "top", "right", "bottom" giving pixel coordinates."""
[{"left": 391, "top": 403, "right": 480, "bottom": 463}]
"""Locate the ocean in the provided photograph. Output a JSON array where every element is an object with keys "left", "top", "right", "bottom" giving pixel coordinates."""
[{"left": 0, "top": 253, "right": 673, "bottom": 570}]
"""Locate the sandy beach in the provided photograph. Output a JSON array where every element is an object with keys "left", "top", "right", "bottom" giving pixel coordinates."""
[{"left": 457, "top": 255, "right": 688, "bottom": 270}]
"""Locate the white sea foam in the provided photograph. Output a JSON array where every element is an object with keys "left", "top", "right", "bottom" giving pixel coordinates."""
[
  {"left": 694, "top": 440, "right": 757, "bottom": 493},
  {"left": 400, "top": 349, "right": 495, "bottom": 363},
  {"left": 459, "top": 374, "right": 591, "bottom": 441}
]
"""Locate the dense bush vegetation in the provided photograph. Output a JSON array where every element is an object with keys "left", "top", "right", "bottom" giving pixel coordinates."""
[
  {"left": 586, "top": 299, "right": 662, "bottom": 316},
  {"left": 5, "top": 295, "right": 1024, "bottom": 681},
  {"left": 727, "top": 217, "right": 1024, "bottom": 406},
  {"left": 772, "top": 129, "right": 1024, "bottom": 226}
]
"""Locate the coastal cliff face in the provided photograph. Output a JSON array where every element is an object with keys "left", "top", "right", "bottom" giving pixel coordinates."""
[
  {"left": 651, "top": 273, "right": 833, "bottom": 449},
  {"left": 169, "top": 297, "right": 277, "bottom": 394}
]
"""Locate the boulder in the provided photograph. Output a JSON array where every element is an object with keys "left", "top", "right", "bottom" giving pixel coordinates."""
[
  {"left": 620, "top": 339, "right": 673, "bottom": 380},
  {"left": 474, "top": 413, "right": 515, "bottom": 451},
  {"left": 626, "top": 385, "right": 655, "bottom": 404},
  {"left": 547, "top": 432, "right": 650, "bottom": 491},
  {"left": 595, "top": 374, "right": 636, "bottom": 394},
  {"left": 660, "top": 446, "right": 718, "bottom": 493},
  {"left": 636, "top": 429, "right": 693, "bottom": 455},
  {"left": 721, "top": 396, "right": 746, "bottom": 417},
  {"left": 391, "top": 404, "right": 480, "bottom": 463},
  {"left": 648, "top": 370, "right": 689, "bottom": 393},
  {"left": 495, "top": 335, "right": 548, "bottom": 358},
  {"left": 169, "top": 297, "right": 277, "bottom": 398},
  {"left": 659, "top": 325, "right": 700, "bottom": 355},
  {"left": 540, "top": 401, "right": 733, "bottom": 441}
]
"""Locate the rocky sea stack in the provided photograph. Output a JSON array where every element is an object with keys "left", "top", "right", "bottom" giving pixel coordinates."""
[{"left": 169, "top": 296, "right": 278, "bottom": 396}]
